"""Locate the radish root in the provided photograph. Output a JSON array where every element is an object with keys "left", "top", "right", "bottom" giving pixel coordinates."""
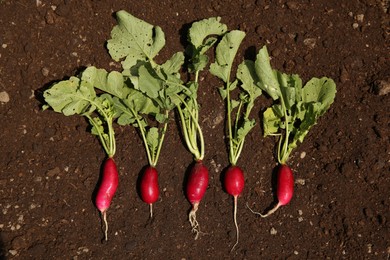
[
  {"left": 189, "top": 202, "right": 200, "bottom": 240},
  {"left": 149, "top": 204, "right": 153, "bottom": 219},
  {"left": 101, "top": 211, "right": 108, "bottom": 241},
  {"left": 246, "top": 202, "right": 281, "bottom": 218},
  {"left": 231, "top": 195, "right": 239, "bottom": 252}
]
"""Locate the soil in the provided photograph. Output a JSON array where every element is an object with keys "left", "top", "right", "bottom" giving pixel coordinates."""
[{"left": 0, "top": 0, "right": 389, "bottom": 259}]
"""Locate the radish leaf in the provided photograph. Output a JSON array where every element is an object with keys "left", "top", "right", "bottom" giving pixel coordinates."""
[
  {"left": 210, "top": 30, "right": 245, "bottom": 83},
  {"left": 107, "top": 10, "right": 165, "bottom": 70},
  {"left": 43, "top": 68, "right": 121, "bottom": 157},
  {"left": 255, "top": 45, "right": 336, "bottom": 163},
  {"left": 255, "top": 46, "right": 281, "bottom": 100},
  {"left": 187, "top": 17, "right": 227, "bottom": 73},
  {"left": 82, "top": 66, "right": 130, "bottom": 99},
  {"left": 43, "top": 76, "right": 95, "bottom": 116},
  {"left": 146, "top": 127, "right": 160, "bottom": 156},
  {"left": 211, "top": 30, "right": 262, "bottom": 165}
]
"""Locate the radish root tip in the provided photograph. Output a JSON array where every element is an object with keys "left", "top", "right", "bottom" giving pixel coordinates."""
[
  {"left": 101, "top": 211, "right": 108, "bottom": 241},
  {"left": 189, "top": 203, "right": 201, "bottom": 240},
  {"left": 246, "top": 202, "right": 281, "bottom": 218}
]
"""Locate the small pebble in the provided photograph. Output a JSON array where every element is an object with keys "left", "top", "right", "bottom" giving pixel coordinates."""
[
  {"left": 295, "top": 178, "right": 305, "bottom": 185},
  {"left": 373, "top": 79, "right": 390, "bottom": 95},
  {"left": 303, "top": 38, "right": 316, "bottom": 49},
  {"left": 286, "top": 1, "right": 299, "bottom": 10},
  {"left": 355, "top": 14, "right": 364, "bottom": 23},
  {"left": 0, "top": 91, "right": 10, "bottom": 103},
  {"left": 41, "top": 67, "right": 49, "bottom": 77},
  {"left": 8, "top": 250, "right": 17, "bottom": 256},
  {"left": 270, "top": 227, "right": 277, "bottom": 235}
]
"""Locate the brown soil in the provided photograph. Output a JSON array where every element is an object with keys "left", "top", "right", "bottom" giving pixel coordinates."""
[{"left": 0, "top": 0, "right": 389, "bottom": 259}]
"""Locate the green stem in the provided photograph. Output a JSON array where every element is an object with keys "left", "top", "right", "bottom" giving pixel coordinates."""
[
  {"left": 232, "top": 139, "right": 244, "bottom": 166},
  {"left": 234, "top": 100, "right": 244, "bottom": 142},
  {"left": 279, "top": 98, "right": 290, "bottom": 164},
  {"left": 85, "top": 114, "right": 110, "bottom": 156},
  {"left": 226, "top": 80, "right": 235, "bottom": 165},
  {"left": 84, "top": 97, "right": 117, "bottom": 157},
  {"left": 177, "top": 104, "right": 200, "bottom": 157},
  {"left": 231, "top": 98, "right": 255, "bottom": 165},
  {"left": 194, "top": 71, "right": 199, "bottom": 83},
  {"left": 175, "top": 94, "right": 204, "bottom": 161},
  {"left": 152, "top": 110, "right": 169, "bottom": 166},
  {"left": 128, "top": 107, "right": 154, "bottom": 166},
  {"left": 107, "top": 117, "right": 115, "bottom": 157}
]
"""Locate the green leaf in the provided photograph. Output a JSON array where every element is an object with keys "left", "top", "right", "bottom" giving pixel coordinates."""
[
  {"left": 43, "top": 76, "right": 96, "bottom": 116},
  {"left": 138, "top": 64, "right": 161, "bottom": 99},
  {"left": 276, "top": 71, "right": 300, "bottom": 110},
  {"left": 96, "top": 93, "right": 117, "bottom": 118},
  {"left": 107, "top": 10, "right": 165, "bottom": 70},
  {"left": 231, "top": 99, "right": 240, "bottom": 111},
  {"left": 236, "top": 118, "right": 255, "bottom": 141},
  {"left": 186, "top": 17, "right": 227, "bottom": 73},
  {"left": 161, "top": 52, "right": 185, "bottom": 75},
  {"left": 81, "top": 66, "right": 130, "bottom": 99},
  {"left": 237, "top": 60, "right": 262, "bottom": 99},
  {"left": 302, "top": 77, "right": 336, "bottom": 116},
  {"left": 217, "top": 80, "right": 238, "bottom": 99},
  {"left": 155, "top": 113, "right": 168, "bottom": 123},
  {"left": 210, "top": 30, "right": 246, "bottom": 83},
  {"left": 255, "top": 45, "right": 281, "bottom": 100},
  {"left": 263, "top": 107, "right": 281, "bottom": 136},
  {"left": 146, "top": 127, "right": 159, "bottom": 155},
  {"left": 287, "top": 102, "right": 319, "bottom": 154},
  {"left": 89, "top": 116, "right": 106, "bottom": 137},
  {"left": 129, "top": 89, "right": 159, "bottom": 115},
  {"left": 188, "top": 51, "right": 209, "bottom": 72},
  {"left": 113, "top": 89, "right": 159, "bottom": 127},
  {"left": 188, "top": 17, "right": 227, "bottom": 49}
]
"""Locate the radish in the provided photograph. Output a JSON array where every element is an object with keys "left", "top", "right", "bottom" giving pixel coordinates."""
[
  {"left": 210, "top": 29, "right": 260, "bottom": 250},
  {"left": 250, "top": 46, "right": 336, "bottom": 216},
  {"left": 95, "top": 157, "right": 119, "bottom": 241},
  {"left": 224, "top": 165, "right": 245, "bottom": 251},
  {"left": 276, "top": 164, "right": 294, "bottom": 207},
  {"left": 175, "top": 17, "right": 227, "bottom": 239},
  {"left": 186, "top": 160, "right": 209, "bottom": 239},
  {"left": 44, "top": 76, "right": 122, "bottom": 240},
  {"left": 248, "top": 164, "right": 294, "bottom": 217},
  {"left": 139, "top": 166, "right": 159, "bottom": 218}
]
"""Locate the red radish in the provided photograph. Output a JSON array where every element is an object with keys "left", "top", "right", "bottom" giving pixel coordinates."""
[
  {"left": 186, "top": 160, "right": 209, "bottom": 239},
  {"left": 95, "top": 157, "right": 119, "bottom": 241},
  {"left": 224, "top": 165, "right": 245, "bottom": 251},
  {"left": 276, "top": 164, "right": 294, "bottom": 205},
  {"left": 248, "top": 164, "right": 294, "bottom": 217},
  {"left": 140, "top": 166, "right": 159, "bottom": 218}
]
